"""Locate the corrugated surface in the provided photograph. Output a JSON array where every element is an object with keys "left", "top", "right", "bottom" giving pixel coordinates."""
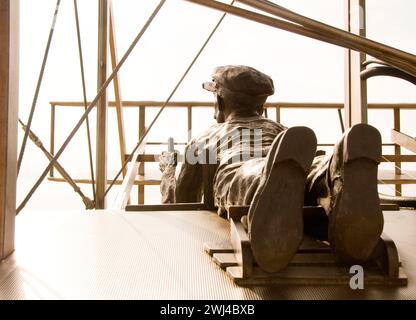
[{"left": 0, "top": 209, "right": 415, "bottom": 300}]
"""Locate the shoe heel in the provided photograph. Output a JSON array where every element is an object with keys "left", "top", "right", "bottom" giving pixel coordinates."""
[{"left": 344, "top": 124, "right": 381, "bottom": 163}]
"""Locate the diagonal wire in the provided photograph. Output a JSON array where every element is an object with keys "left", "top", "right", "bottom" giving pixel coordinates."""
[
  {"left": 17, "top": 0, "right": 61, "bottom": 176},
  {"left": 16, "top": 0, "right": 166, "bottom": 214},
  {"left": 73, "top": 0, "right": 96, "bottom": 203},
  {"left": 104, "top": 0, "right": 236, "bottom": 197}
]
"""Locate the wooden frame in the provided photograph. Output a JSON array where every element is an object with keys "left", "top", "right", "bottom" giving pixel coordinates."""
[
  {"left": 95, "top": 0, "right": 109, "bottom": 209},
  {"left": 204, "top": 205, "right": 407, "bottom": 286},
  {"left": 0, "top": 0, "right": 19, "bottom": 260},
  {"left": 344, "top": 0, "right": 368, "bottom": 127},
  {"left": 109, "top": 0, "right": 127, "bottom": 177}
]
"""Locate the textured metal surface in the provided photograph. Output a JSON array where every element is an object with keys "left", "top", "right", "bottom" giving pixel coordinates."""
[{"left": 0, "top": 209, "right": 415, "bottom": 300}]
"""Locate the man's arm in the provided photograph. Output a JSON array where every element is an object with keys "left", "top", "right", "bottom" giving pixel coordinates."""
[
  {"left": 175, "top": 160, "right": 203, "bottom": 203},
  {"left": 159, "top": 143, "right": 203, "bottom": 203}
]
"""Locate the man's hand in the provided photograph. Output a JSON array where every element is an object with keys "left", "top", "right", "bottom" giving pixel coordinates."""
[
  {"left": 159, "top": 151, "right": 178, "bottom": 173},
  {"left": 159, "top": 151, "right": 178, "bottom": 203}
]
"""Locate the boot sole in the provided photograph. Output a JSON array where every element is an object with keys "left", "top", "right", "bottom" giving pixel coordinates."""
[
  {"left": 249, "top": 127, "right": 317, "bottom": 272},
  {"left": 329, "top": 124, "right": 384, "bottom": 263}
]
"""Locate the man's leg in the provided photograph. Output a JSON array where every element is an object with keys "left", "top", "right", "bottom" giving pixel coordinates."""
[
  {"left": 303, "top": 154, "right": 331, "bottom": 240},
  {"left": 307, "top": 124, "right": 383, "bottom": 263},
  {"left": 247, "top": 127, "right": 317, "bottom": 272}
]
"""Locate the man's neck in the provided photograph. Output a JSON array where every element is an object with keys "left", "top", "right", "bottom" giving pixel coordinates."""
[{"left": 225, "top": 110, "right": 261, "bottom": 122}]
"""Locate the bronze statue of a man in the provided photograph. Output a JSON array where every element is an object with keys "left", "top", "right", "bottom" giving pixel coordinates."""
[{"left": 160, "top": 65, "right": 383, "bottom": 272}]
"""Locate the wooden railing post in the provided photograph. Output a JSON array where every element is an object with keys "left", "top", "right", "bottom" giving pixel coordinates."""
[
  {"left": 49, "top": 103, "right": 56, "bottom": 177},
  {"left": 138, "top": 106, "right": 146, "bottom": 204},
  {"left": 394, "top": 108, "right": 402, "bottom": 196},
  {"left": 275, "top": 106, "right": 281, "bottom": 123},
  {"left": 187, "top": 106, "right": 192, "bottom": 141},
  {"left": 109, "top": 1, "right": 127, "bottom": 177}
]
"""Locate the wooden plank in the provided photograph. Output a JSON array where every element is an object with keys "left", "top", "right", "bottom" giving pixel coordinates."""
[
  {"left": 378, "top": 170, "right": 416, "bottom": 184},
  {"left": 391, "top": 129, "right": 416, "bottom": 154},
  {"left": 109, "top": 1, "right": 127, "bottom": 177},
  {"left": 0, "top": 0, "right": 19, "bottom": 260},
  {"left": 203, "top": 242, "right": 234, "bottom": 256},
  {"left": 213, "top": 253, "right": 238, "bottom": 269},
  {"left": 344, "top": 0, "right": 367, "bottom": 127},
  {"left": 95, "top": 0, "right": 109, "bottom": 209}
]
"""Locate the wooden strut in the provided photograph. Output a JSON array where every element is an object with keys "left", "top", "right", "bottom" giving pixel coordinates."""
[
  {"left": 16, "top": 0, "right": 167, "bottom": 214},
  {"left": 109, "top": 0, "right": 127, "bottom": 177},
  {"left": 95, "top": 0, "right": 109, "bottom": 209},
  {"left": 18, "top": 119, "right": 95, "bottom": 209},
  {"left": 185, "top": 0, "right": 416, "bottom": 77}
]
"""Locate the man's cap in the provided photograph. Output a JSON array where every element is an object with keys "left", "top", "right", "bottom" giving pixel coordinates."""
[{"left": 202, "top": 65, "right": 274, "bottom": 98}]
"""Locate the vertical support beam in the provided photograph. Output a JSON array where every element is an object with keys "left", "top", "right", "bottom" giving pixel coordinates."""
[
  {"left": 0, "top": 0, "right": 19, "bottom": 260},
  {"left": 138, "top": 106, "right": 146, "bottom": 204},
  {"left": 344, "top": 0, "right": 368, "bottom": 127},
  {"left": 49, "top": 103, "right": 55, "bottom": 177},
  {"left": 95, "top": 0, "right": 109, "bottom": 209},
  {"left": 109, "top": 1, "right": 127, "bottom": 177},
  {"left": 187, "top": 106, "right": 192, "bottom": 141},
  {"left": 275, "top": 106, "right": 281, "bottom": 123},
  {"left": 393, "top": 108, "right": 402, "bottom": 196}
]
